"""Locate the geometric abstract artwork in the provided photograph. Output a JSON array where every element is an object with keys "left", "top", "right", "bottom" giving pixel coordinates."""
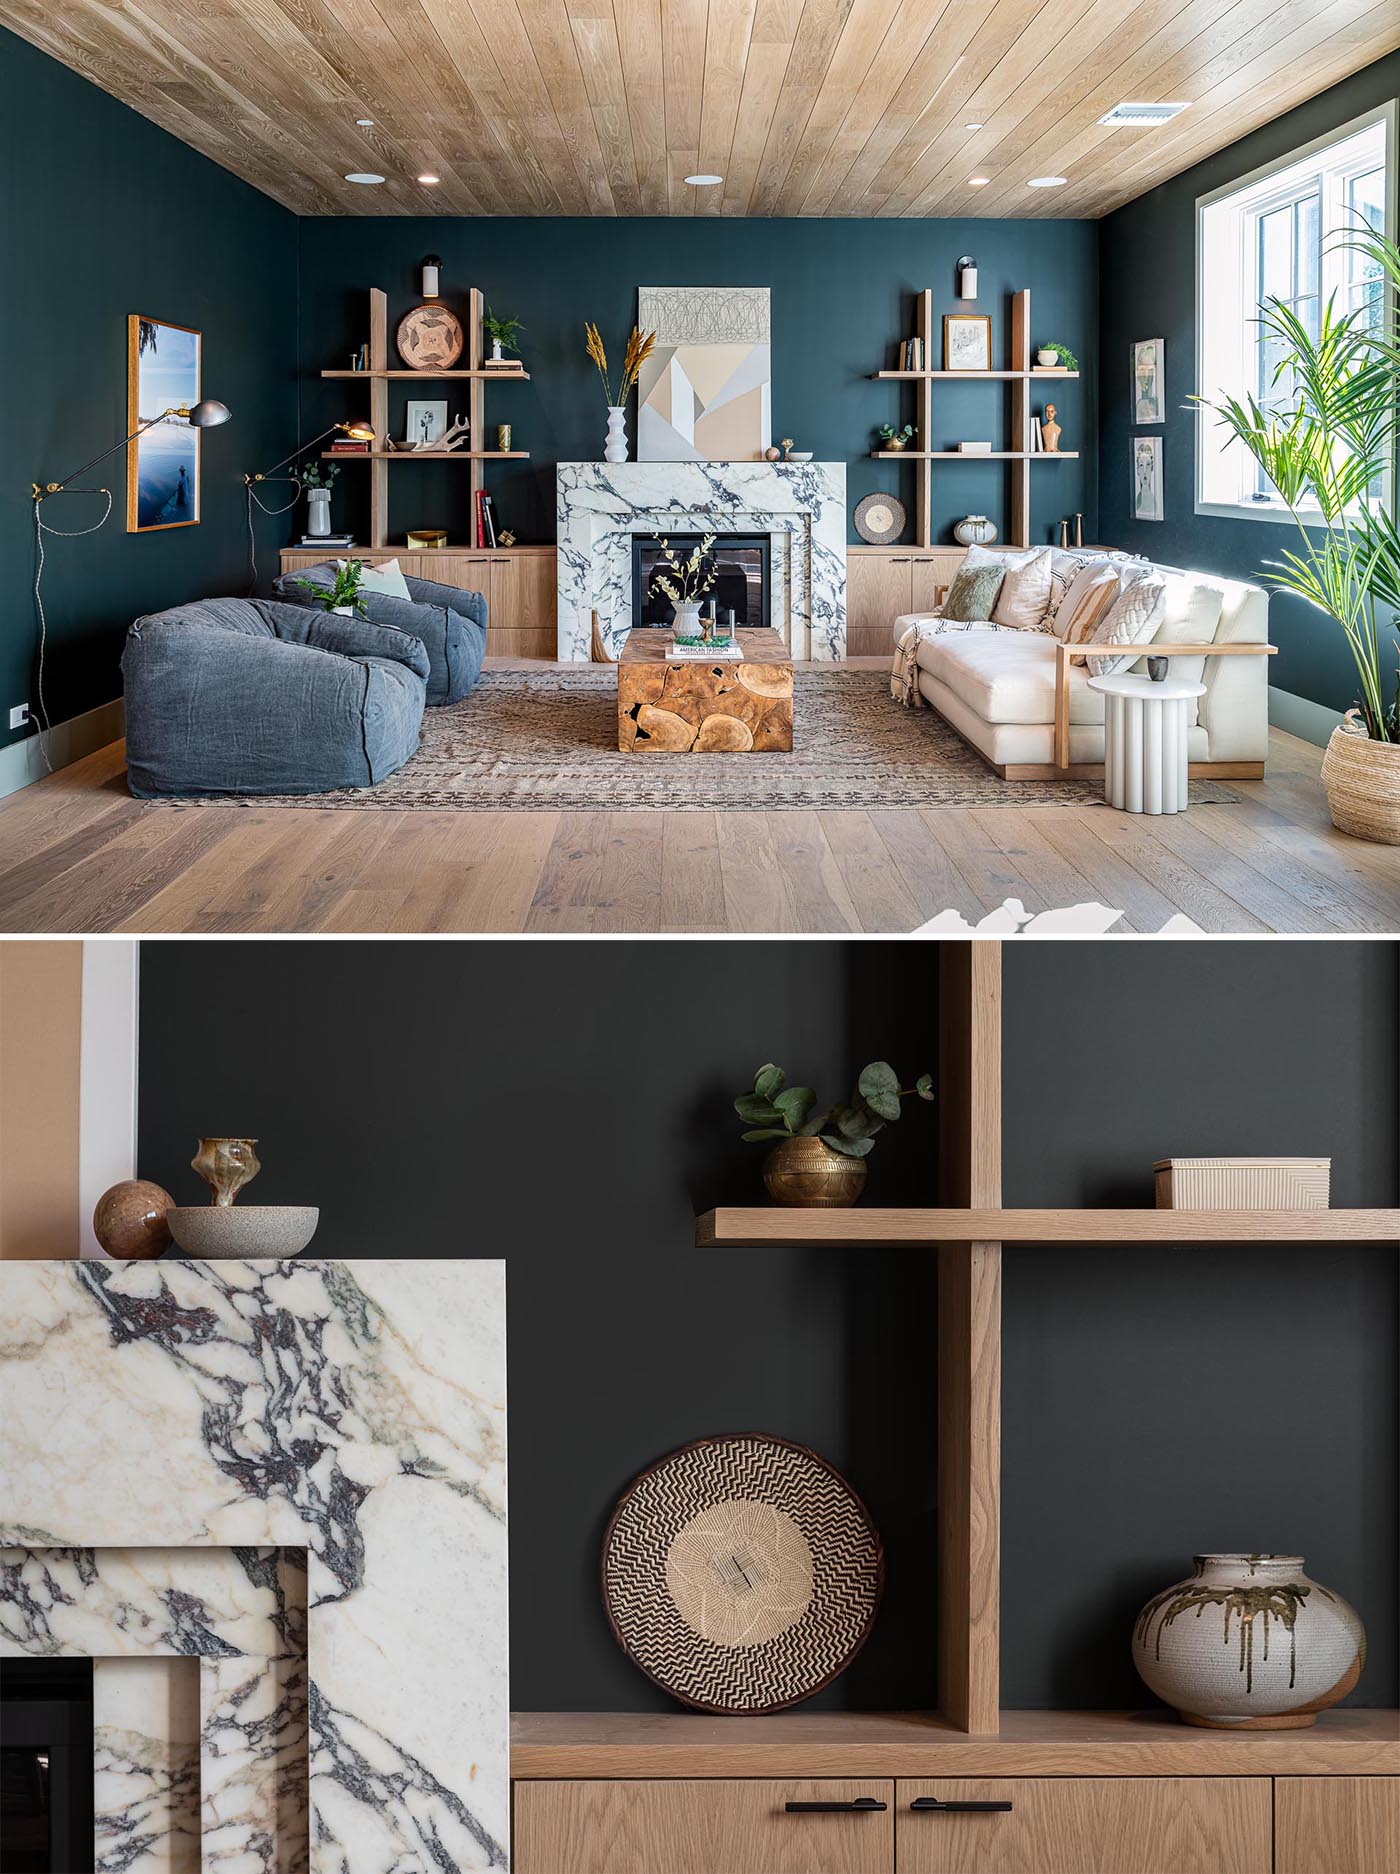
[{"left": 638, "top": 287, "right": 771, "bottom": 461}]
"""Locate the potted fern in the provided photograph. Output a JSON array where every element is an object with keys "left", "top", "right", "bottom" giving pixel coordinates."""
[
  {"left": 735, "top": 1060, "right": 934, "bottom": 1207},
  {"left": 295, "top": 558, "right": 367, "bottom": 618},
  {"left": 1199, "top": 226, "right": 1400, "bottom": 842},
  {"left": 483, "top": 308, "right": 524, "bottom": 364}
]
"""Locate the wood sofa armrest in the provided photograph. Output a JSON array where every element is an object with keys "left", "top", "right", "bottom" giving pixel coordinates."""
[{"left": 1053, "top": 640, "right": 1277, "bottom": 772}]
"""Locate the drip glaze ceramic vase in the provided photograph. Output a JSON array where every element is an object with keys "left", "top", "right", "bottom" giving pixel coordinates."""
[
  {"left": 605, "top": 406, "right": 628, "bottom": 464},
  {"left": 953, "top": 515, "right": 998, "bottom": 547},
  {"left": 1132, "top": 1553, "right": 1365, "bottom": 1728}
]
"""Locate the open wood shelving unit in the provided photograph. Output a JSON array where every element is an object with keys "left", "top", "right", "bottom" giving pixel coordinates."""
[
  {"left": 512, "top": 944, "right": 1399, "bottom": 1851},
  {"left": 318, "top": 286, "right": 531, "bottom": 550},
  {"left": 869, "top": 289, "right": 1079, "bottom": 551}
]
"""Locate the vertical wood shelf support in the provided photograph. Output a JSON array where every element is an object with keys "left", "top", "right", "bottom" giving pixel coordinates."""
[
  {"left": 469, "top": 286, "right": 485, "bottom": 530},
  {"left": 368, "top": 289, "right": 389, "bottom": 550},
  {"left": 937, "top": 943, "right": 1002, "bottom": 1734},
  {"left": 917, "top": 289, "right": 933, "bottom": 550},
  {"left": 1010, "top": 291, "right": 1030, "bottom": 551}
]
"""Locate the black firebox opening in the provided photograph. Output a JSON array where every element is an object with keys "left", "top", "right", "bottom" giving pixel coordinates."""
[{"left": 632, "top": 533, "right": 770, "bottom": 631}]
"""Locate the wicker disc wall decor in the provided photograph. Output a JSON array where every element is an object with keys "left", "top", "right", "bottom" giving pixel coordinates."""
[{"left": 601, "top": 1434, "right": 884, "bottom": 1713}]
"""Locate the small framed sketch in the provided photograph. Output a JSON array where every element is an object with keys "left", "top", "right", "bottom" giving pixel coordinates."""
[
  {"left": 405, "top": 399, "right": 449, "bottom": 446},
  {"left": 127, "top": 314, "right": 201, "bottom": 531},
  {"left": 943, "top": 313, "right": 993, "bottom": 372},
  {"left": 1133, "top": 338, "right": 1165, "bottom": 425},
  {"left": 1133, "top": 435, "right": 1163, "bottom": 522}
]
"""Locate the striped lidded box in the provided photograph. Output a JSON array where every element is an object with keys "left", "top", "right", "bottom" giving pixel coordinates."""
[{"left": 1153, "top": 1157, "right": 1331, "bottom": 1209}]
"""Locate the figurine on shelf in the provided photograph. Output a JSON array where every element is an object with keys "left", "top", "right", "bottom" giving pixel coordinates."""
[
  {"left": 1041, "top": 404, "right": 1062, "bottom": 453},
  {"left": 411, "top": 414, "right": 469, "bottom": 453}
]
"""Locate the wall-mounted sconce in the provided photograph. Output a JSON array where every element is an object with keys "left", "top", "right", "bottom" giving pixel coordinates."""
[
  {"left": 421, "top": 253, "right": 442, "bottom": 299},
  {"left": 956, "top": 255, "right": 978, "bottom": 300}
]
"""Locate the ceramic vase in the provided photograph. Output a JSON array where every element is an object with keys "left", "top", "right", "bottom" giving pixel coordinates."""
[
  {"left": 305, "top": 487, "right": 332, "bottom": 537},
  {"left": 191, "top": 1137, "right": 261, "bottom": 1207},
  {"left": 954, "top": 515, "right": 998, "bottom": 547},
  {"left": 605, "top": 406, "right": 628, "bottom": 464},
  {"left": 763, "top": 1136, "right": 867, "bottom": 1208},
  {"left": 490, "top": 338, "right": 504, "bottom": 363},
  {"left": 670, "top": 600, "right": 704, "bottom": 643},
  {"left": 1037, "top": 347, "right": 1059, "bottom": 366},
  {"left": 1132, "top": 1553, "right": 1365, "bottom": 1728}
]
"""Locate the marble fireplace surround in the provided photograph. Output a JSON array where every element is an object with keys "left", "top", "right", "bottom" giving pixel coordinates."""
[
  {"left": 0, "top": 1259, "right": 508, "bottom": 1874},
  {"left": 555, "top": 460, "right": 847, "bottom": 661}
]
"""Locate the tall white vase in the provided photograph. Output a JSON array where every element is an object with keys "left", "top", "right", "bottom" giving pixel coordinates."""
[
  {"left": 305, "top": 487, "right": 332, "bottom": 538},
  {"left": 605, "top": 406, "right": 628, "bottom": 464}
]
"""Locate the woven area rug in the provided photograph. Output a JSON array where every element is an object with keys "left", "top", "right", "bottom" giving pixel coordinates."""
[{"left": 202, "top": 667, "right": 1240, "bottom": 812}]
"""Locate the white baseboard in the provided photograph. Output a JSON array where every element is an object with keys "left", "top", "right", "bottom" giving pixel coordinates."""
[
  {"left": 0, "top": 698, "right": 125, "bottom": 799},
  {"left": 1268, "top": 685, "right": 1340, "bottom": 749}
]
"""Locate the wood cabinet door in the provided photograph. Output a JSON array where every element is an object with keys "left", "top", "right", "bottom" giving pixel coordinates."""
[
  {"left": 911, "top": 550, "right": 963, "bottom": 613},
  {"left": 895, "top": 1778, "right": 1270, "bottom": 1874},
  {"left": 487, "top": 553, "right": 556, "bottom": 657},
  {"left": 514, "top": 1778, "right": 894, "bottom": 1874},
  {"left": 846, "top": 555, "right": 912, "bottom": 657},
  {"left": 1276, "top": 1776, "right": 1400, "bottom": 1873}
]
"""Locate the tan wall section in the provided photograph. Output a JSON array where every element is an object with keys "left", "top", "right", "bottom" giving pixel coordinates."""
[{"left": 0, "top": 940, "right": 82, "bottom": 1257}]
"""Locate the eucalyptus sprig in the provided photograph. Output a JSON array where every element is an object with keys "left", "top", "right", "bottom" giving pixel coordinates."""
[
  {"left": 648, "top": 533, "right": 717, "bottom": 605},
  {"left": 736, "top": 1060, "right": 934, "bottom": 1159}
]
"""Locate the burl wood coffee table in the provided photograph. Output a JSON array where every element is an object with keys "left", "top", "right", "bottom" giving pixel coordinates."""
[{"left": 617, "top": 626, "right": 794, "bottom": 753}]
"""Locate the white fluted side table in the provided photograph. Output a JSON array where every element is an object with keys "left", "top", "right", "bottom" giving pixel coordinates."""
[{"left": 1088, "top": 674, "right": 1206, "bottom": 815}]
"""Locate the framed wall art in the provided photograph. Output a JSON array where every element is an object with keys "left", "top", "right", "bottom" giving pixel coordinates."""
[
  {"left": 1133, "top": 434, "right": 1164, "bottom": 522},
  {"left": 1133, "top": 338, "right": 1166, "bottom": 424},
  {"left": 127, "top": 315, "right": 201, "bottom": 532},
  {"left": 637, "top": 286, "right": 771, "bottom": 461},
  {"left": 943, "top": 313, "right": 992, "bottom": 371}
]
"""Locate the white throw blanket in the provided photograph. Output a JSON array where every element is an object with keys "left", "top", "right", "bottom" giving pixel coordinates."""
[{"left": 891, "top": 613, "right": 1001, "bottom": 707}]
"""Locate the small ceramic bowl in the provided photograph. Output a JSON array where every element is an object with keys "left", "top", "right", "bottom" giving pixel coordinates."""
[
  {"left": 787, "top": 451, "right": 813, "bottom": 462},
  {"left": 167, "top": 1207, "right": 319, "bottom": 1257}
]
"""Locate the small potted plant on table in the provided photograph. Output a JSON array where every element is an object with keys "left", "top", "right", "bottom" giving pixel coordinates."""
[{"left": 736, "top": 1060, "right": 934, "bottom": 1206}]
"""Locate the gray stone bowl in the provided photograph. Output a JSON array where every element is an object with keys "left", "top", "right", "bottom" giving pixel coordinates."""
[{"left": 167, "top": 1207, "right": 319, "bottom": 1257}]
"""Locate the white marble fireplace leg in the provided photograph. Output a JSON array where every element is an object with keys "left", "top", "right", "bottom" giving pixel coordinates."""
[
  {"left": 93, "top": 1657, "right": 200, "bottom": 1874},
  {"left": 200, "top": 1654, "right": 309, "bottom": 1874}
]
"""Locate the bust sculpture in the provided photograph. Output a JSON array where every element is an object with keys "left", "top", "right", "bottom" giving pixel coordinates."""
[{"left": 1041, "top": 404, "right": 1062, "bottom": 454}]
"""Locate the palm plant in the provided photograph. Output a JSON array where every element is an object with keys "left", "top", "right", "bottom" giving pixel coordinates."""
[{"left": 1198, "top": 225, "right": 1399, "bottom": 742}]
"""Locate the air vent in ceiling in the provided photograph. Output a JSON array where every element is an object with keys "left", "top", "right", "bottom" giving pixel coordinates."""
[{"left": 1099, "top": 101, "right": 1191, "bottom": 127}]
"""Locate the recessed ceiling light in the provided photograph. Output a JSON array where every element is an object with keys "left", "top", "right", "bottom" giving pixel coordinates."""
[
  {"left": 684, "top": 173, "right": 723, "bottom": 186},
  {"left": 417, "top": 173, "right": 440, "bottom": 184},
  {"left": 345, "top": 172, "right": 385, "bottom": 185},
  {"left": 1027, "top": 176, "right": 1067, "bottom": 188},
  {"left": 1099, "top": 101, "right": 1190, "bottom": 128},
  {"left": 968, "top": 176, "right": 991, "bottom": 186},
  {"left": 356, "top": 118, "right": 375, "bottom": 126},
  {"left": 965, "top": 122, "right": 983, "bottom": 131}
]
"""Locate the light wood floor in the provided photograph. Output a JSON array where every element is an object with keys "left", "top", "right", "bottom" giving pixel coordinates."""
[{"left": 2, "top": 674, "right": 1397, "bottom": 935}]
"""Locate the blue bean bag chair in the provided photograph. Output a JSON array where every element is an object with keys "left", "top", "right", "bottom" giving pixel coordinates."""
[
  {"left": 122, "top": 597, "right": 429, "bottom": 797},
  {"left": 273, "top": 563, "right": 487, "bottom": 706}
]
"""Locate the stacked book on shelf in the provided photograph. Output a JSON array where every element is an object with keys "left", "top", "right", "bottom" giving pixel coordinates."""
[
  {"left": 1031, "top": 417, "right": 1044, "bottom": 452},
  {"left": 298, "top": 533, "right": 355, "bottom": 549},
  {"left": 328, "top": 438, "right": 370, "bottom": 454},
  {"left": 897, "top": 336, "right": 924, "bottom": 371},
  {"left": 482, "top": 358, "right": 525, "bottom": 373},
  {"left": 474, "top": 489, "right": 500, "bottom": 548}
]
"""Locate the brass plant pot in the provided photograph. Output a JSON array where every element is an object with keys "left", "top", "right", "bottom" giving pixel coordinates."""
[{"left": 763, "top": 1135, "right": 867, "bottom": 1208}]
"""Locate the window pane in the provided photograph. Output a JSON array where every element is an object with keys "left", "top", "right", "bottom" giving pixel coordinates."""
[
  {"left": 1259, "top": 204, "right": 1293, "bottom": 301},
  {"left": 1295, "top": 192, "right": 1320, "bottom": 330}
]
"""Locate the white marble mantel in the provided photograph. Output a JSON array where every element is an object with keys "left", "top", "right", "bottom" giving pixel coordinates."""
[{"left": 556, "top": 460, "right": 847, "bottom": 661}]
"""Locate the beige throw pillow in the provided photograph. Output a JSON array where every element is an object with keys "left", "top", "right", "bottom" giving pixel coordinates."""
[
  {"left": 1086, "top": 574, "right": 1168, "bottom": 677},
  {"left": 962, "top": 544, "right": 1053, "bottom": 631},
  {"left": 1059, "top": 567, "right": 1123, "bottom": 662}
]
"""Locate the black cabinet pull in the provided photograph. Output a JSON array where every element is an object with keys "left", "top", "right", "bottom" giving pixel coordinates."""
[
  {"left": 909, "top": 1795, "right": 1013, "bottom": 1813},
  {"left": 784, "top": 1797, "right": 888, "bottom": 1813}
]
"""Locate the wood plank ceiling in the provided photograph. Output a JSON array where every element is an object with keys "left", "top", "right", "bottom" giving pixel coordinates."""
[{"left": 4, "top": 0, "right": 1396, "bottom": 218}]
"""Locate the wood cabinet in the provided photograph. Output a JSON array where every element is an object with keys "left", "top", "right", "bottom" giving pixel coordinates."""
[
  {"left": 896, "top": 1778, "right": 1270, "bottom": 1874},
  {"left": 845, "top": 549, "right": 962, "bottom": 657},
  {"left": 514, "top": 1779, "right": 894, "bottom": 1874},
  {"left": 1275, "top": 1776, "right": 1400, "bottom": 1873},
  {"left": 277, "top": 547, "right": 556, "bottom": 658}
]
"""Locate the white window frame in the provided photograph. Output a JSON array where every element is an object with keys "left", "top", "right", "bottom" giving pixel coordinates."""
[{"left": 1195, "top": 100, "right": 1396, "bottom": 525}]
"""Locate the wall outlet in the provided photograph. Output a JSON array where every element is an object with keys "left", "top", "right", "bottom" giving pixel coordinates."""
[{"left": 9, "top": 704, "right": 30, "bottom": 731}]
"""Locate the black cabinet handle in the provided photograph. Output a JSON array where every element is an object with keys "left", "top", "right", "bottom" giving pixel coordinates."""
[
  {"left": 785, "top": 1797, "right": 888, "bottom": 1813},
  {"left": 909, "top": 1795, "right": 1013, "bottom": 1813}
]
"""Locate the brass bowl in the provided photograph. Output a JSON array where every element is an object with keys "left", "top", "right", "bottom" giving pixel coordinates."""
[
  {"left": 407, "top": 529, "right": 447, "bottom": 549},
  {"left": 763, "top": 1136, "right": 867, "bottom": 1208}
]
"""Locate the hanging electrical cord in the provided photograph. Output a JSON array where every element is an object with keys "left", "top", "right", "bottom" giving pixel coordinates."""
[
  {"left": 31, "top": 488, "right": 114, "bottom": 775},
  {"left": 246, "top": 475, "right": 299, "bottom": 594}
]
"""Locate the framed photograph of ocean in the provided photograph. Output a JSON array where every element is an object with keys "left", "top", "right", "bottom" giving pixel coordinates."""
[{"left": 127, "top": 315, "right": 202, "bottom": 531}]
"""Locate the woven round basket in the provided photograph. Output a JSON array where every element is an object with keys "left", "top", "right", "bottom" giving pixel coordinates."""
[
  {"left": 601, "top": 1434, "right": 884, "bottom": 1713},
  {"left": 1320, "top": 711, "right": 1400, "bottom": 845}
]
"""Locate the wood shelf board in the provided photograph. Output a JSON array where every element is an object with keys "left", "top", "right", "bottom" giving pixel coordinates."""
[
  {"left": 320, "top": 368, "right": 531, "bottom": 381},
  {"left": 870, "top": 451, "right": 1080, "bottom": 460},
  {"left": 510, "top": 1709, "right": 1400, "bottom": 1780},
  {"left": 319, "top": 451, "right": 530, "bottom": 461},
  {"left": 696, "top": 1208, "right": 1400, "bottom": 1246},
  {"left": 279, "top": 545, "right": 551, "bottom": 558},
  {"left": 873, "top": 370, "right": 1080, "bottom": 381}
]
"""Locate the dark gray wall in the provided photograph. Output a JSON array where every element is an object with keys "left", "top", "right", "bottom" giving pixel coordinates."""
[
  {"left": 294, "top": 216, "right": 1098, "bottom": 552},
  {"left": 1001, "top": 942, "right": 1398, "bottom": 1709},
  {"left": 1098, "top": 54, "right": 1400, "bottom": 717},
  {"left": 1, "top": 26, "right": 298, "bottom": 749},
  {"left": 136, "top": 940, "right": 941, "bottom": 1711}
]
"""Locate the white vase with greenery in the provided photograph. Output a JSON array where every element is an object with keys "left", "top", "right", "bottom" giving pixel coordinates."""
[{"left": 1199, "top": 226, "right": 1400, "bottom": 839}]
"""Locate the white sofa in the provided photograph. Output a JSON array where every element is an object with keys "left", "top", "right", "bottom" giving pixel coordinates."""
[{"left": 894, "top": 554, "right": 1272, "bottom": 779}]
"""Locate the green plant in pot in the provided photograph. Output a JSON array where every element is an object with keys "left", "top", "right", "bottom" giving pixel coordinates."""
[
  {"left": 736, "top": 1061, "right": 934, "bottom": 1207},
  {"left": 1197, "top": 225, "right": 1400, "bottom": 842},
  {"left": 878, "top": 422, "right": 915, "bottom": 451},
  {"left": 484, "top": 308, "right": 525, "bottom": 362},
  {"left": 295, "top": 557, "right": 367, "bottom": 618},
  {"left": 1036, "top": 341, "right": 1078, "bottom": 370}
]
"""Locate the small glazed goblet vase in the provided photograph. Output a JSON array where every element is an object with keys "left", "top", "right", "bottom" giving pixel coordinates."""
[{"left": 192, "top": 1137, "right": 261, "bottom": 1207}]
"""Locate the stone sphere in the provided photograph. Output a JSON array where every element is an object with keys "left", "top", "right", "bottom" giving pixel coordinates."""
[{"left": 92, "top": 1179, "right": 175, "bottom": 1259}]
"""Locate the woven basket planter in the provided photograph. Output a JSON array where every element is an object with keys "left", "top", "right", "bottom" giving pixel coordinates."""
[{"left": 1319, "top": 710, "right": 1400, "bottom": 844}]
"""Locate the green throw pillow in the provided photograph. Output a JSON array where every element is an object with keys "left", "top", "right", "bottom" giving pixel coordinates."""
[{"left": 941, "top": 563, "right": 1005, "bottom": 623}]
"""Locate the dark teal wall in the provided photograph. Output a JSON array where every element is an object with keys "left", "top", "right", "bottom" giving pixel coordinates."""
[
  {"left": 294, "top": 217, "right": 1098, "bottom": 552},
  {"left": 1099, "top": 55, "right": 1400, "bottom": 718},
  {"left": 1, "top": 27, "right": 297, "bottom": 750}
]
